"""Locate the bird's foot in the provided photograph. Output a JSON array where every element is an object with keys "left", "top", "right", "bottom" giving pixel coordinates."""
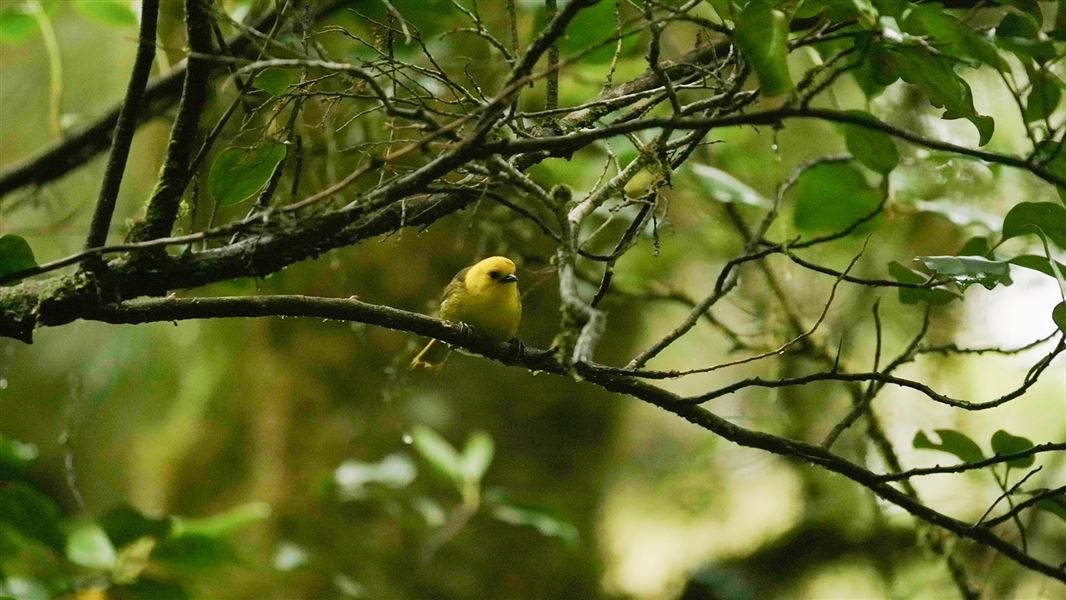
[
  {"left": 455, "top": 321, "right": 475, "bottom": 337},
  {"left": 505, "top": 337, "right": 525, "bottom": 361}
]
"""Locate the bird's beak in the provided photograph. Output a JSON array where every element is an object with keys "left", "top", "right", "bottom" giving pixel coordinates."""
[{"left": 500, "top": 273, "right": 518, "bottom": 283}]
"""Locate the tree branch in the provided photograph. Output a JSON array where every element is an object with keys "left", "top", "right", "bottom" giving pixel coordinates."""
[
  {"left": 0, "top": 26, "right": 732, "bottom": 337},
  {"left": 481, "top": 108, "right": 1066, "bottom": 191},
  {"left": 0, "top": 4, "right": 320, "bottom": 200},
  {"left": 127, "top": 0, "right": 214, "bottom": 242},
  {"left": 0, "top": 190, "right": 474, "bottom": 342},
  {"left": 873, "top": 444, "right": 1066, "bottom": 482},
  {"left": 57, "top": 293, "right": 1066, "bottom": 585},
  {"left": 83, "top": 0, "right": 160, "bottom": 250},
  {"left": 983, "top": 485, "right": 1066, "bottom": 528},
  {"left": 666, "top": 348, "right": 1065, "bottom": 410}
]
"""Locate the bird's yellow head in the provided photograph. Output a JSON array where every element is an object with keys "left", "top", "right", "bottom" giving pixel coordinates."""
[{"left": 464, "top": 256, "right": 518, "bottom": 295}]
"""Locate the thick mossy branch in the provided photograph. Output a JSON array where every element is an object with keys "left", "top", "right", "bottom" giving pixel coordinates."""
[
  {"left": 129, "top": 0, "right": 214, "bottom": 242},
  {"left": 0, "top": 192, "right": 475, "bottom": 341},
  {"left": 0, "top": 271, "right": 97, "bottom": 342}
]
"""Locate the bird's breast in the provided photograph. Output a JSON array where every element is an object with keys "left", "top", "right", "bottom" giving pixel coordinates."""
[{"left": 441, "top": 285, "right": 521, "bottom": 341}]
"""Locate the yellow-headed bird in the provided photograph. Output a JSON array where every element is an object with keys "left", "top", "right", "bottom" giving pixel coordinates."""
[{"left": 410, "top": 256, "right": 522, "bottom": 369}]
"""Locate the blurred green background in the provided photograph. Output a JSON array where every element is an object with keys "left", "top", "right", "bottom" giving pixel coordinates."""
[{"left": 1, "top": 1, "right": 1064, "bottom": 599}]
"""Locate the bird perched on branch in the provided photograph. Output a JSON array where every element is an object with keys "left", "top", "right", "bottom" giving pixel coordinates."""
[{"left": 410, "top": 256, "right": 522, "bottom": 369}]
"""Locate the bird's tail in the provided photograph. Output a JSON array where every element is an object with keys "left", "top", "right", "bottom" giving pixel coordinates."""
[{"left": 409, "top": 339, "right": 451, "bottom": 370}]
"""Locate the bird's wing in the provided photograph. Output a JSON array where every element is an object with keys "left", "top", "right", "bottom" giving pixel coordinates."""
[{"left": 438, "top": 267, "right": 470, "bottom": 317}]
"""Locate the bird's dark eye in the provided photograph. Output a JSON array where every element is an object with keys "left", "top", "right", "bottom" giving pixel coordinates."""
[{"left": 489, "top": 271, "right": 499, "bottom": 279}]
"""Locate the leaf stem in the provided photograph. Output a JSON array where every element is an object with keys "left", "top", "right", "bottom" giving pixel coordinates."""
[{"left": 27, "top": 0, "right": 63, "bottom": 139}]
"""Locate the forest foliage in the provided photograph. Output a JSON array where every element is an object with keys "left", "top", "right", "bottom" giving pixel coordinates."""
[{"left": 0, "top": 0, "right": 1064, "bottom": 598}]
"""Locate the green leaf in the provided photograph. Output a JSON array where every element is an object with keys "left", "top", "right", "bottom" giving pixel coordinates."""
[
  {"left": 557, "top": 0, "right": 635, "bottom": 64},
  {"left": 990, "top": 430, "right": 1035, "bottom": 468},
  {"left": 490, "top": 504, "right": 578, "bottom": 546},
  {"left": 1008, "top": 255, "right": 1066, "bottom": 279},
  {"left": 913, "top": 429, "right": 985, "bottom": 463},
  {"left": 0, "top": 7, "right": 36, "bottom": 46},
  {"left": 460, "top": 431, "right": 494, "bottom": 485},
  {"left": 850, "top": 52, "right": 888, "bottom": 98},
  {"left": 957, "top": 235, "right": 992, "bottom": 257},
  {"left": 996, "top": 12, "right": 1039, "bottom": 39},
  {"left": 0, "top": 481, "right": 64, "bottom": 551},
  {"left": 843, "top": 113, "right": 899, "bottom": 174},
  {"left": 253, "top": 68, "right": 292, "bottom": 97},
  {"left": 272, "top": 541, "right": 309, "bottom": 572},
  {"left": 1023, "top": 71, "right": 1063, "bottom": 123},
  {"left": 413, "top": 497, "right": 446, "bottom": 527},
  {"left": 1035, "top": 494, "right": 1066, "bottom": 522},
  {"left": 1001, "top": 0, "right": 1043, "bottom": 24},
  {"left": 734, "top": 0, "right": 793, "bottom": 96},
  {"left": 1012, "top": 234, "right": 1066, "bottom": 302},
  {"left": 900, "top": 6, "right": 1006, "bottom": 70},
  {"left": 409, "top": 425, "right": 462, "bottom": 484},
  {"left": 66, "top": 522, "right": 118, "bottom": 570},
  {"left": 0, "top": 434, "right": 38, "bottom": 480},
  {"left": 1053, "top": 301, "right": 1066, "bottom": 333},
  {"left": 872, "top": 45, "right": 994, "bottom": 145},
  {"left": 915, "top": 255, "right": 1012, "bottom": 290},
  {"left": 685, "top": 163, "right": 771, "bottom": 208},
  {"left": 0, "top": 577, "right": 50, "bottom": 600},
  {"left": 888, "top": 261, "right": 923, "bottom": 284},
  {"left": 912, "top": 198, "right": 999, "bottom": 229},
  {"left": 994, "top": 11, "right": 1058, "bottom": 63},
  {"left": 207, "top": 141, "right": 287, "bottom": 206},
  {"left": 1001, "top": 202, "right": 1066, "bottom": 248},
  {"left": 530, "top": 1, "right": 639, "bottom": 65},
  {"left": 1034, "top": 140, "right": 1066, "bottom": 204},
  {"left": 0, "top": 234, "right": 38, "bottom": 282},
  {"left": 335, "top": 574, "right": 367, "bottom": 598},
  {"left": 790, "top": 161, "right": 883, "bottom": 232},
  {"left": 99, "top": 504, "right": 170, "bottom": 548},
  {"left": 799, "top": 0, "right": 878, "bottom": 25},
  {"left": 151, "top": 535, "right": 237, "bottom": 571},
  {"left": 171, "top": 502, "right": 270, "bottom": 539},
  {"left": 706, "top": 0, "right": 733, "bottom": 21},
  {"left": 334, "top": 453, "right": 416, "bottom": 500},
  {"left": 870, "top": 0, "right": 906, "bottom": 19},
  {"left": 72, "top": 0, "right": 137, "bottom": 28}
]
